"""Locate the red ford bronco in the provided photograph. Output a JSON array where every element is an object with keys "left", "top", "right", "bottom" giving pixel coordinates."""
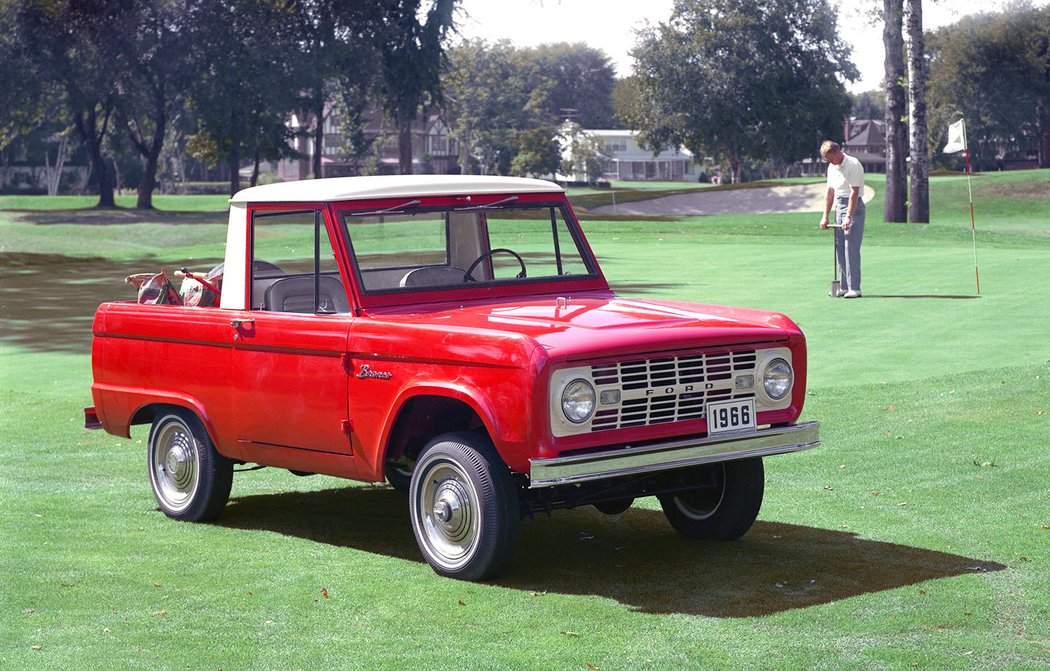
[{"left": 86, "top": 175, "right": 820, "bottom": 580}]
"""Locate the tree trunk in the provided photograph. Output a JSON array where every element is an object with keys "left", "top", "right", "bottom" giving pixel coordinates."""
[
  {"left": 135, "top": 108, "right": 166, "bottom": 210},
  {"left": 44, "top": 135, "right": 69, "bottom": 197},
  {"left": 397, "top": 106, "right": 414, "bottom": 175},
  {"left": 312, "top": 97, "right": 325, "bottom": 179},
  {"left": 905, "top": 0, "right": 929, "bottom": 223},
  {"left": 251, "top": 147, "right": 261, "bottom": 187},
  {"left": 229, "top": 112, "right": 241, "bottom": 197},
  {"left": 728, "top": 151, "right": 742, "bottom": 184},
  {"left": 1037, "top": 100, "right": 1050, "bottom": 169},
  {"left": 74, "top": 106, "right": 116, "bottom": 208},
  {"left": 883, "top": 0, "right": 908, "bottom": 223},
  {"left": 459, "top": 125, "right": 470, "bottom": 175}
]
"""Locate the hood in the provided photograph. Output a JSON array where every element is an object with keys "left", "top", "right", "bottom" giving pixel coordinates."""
[{"left": 364, "top": 292, "right": 800, "bottom": 361}]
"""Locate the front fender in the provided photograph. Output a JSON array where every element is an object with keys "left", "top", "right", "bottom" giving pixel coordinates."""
[{"left": 368, "top": 373, "right": 536, "bottom": 478}]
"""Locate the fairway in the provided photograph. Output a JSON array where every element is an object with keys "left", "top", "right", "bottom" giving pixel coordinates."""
[{"left": 2, "top": 173, "right": 1048, "bottom": 670}]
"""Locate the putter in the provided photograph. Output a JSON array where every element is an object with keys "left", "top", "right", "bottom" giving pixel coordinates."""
[{"left": 829, "top": 230, "right": 840, "bottom": 297}]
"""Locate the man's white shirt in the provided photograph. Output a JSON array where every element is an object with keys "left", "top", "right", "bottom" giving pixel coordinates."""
[{"left": 827, "top": 154, "right": 864, "bottom": 199}]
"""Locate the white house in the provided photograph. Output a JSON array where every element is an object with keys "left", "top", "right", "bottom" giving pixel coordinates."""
[{"left": 588, "top": 129, "right": 702, "bottom": 182}]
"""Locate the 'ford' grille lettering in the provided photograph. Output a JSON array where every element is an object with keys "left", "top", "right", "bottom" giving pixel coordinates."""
[{"left": 589, "top": 350, "right": 757, "bottom": 431}]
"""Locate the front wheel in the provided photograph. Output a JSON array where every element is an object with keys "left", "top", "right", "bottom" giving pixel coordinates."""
[
  {"left": 409, "top": 432, "right": 520, "bottom": 580},
  {"left": 147, "top": 408, "right": 232, "bottom": 522},
  {"left": 658, "top": 458, "right": 764, "bottom": 540}
]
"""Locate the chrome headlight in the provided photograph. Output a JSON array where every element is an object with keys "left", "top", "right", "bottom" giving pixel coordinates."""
[
  {"left": 561, "top": 379, "right": 596, "bottom": 424},
  {"left": 762, "top": 358, "right": 793, "bottom": 401}
]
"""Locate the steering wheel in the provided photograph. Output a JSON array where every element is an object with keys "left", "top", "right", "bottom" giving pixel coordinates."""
[{"left": 464, "top": 248, "right": 527, "bottom": 282}]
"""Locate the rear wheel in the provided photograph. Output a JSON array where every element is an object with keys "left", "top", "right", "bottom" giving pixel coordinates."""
[
  {"left": 409, "top": 432, "right": 520, "bottom": 580},
  {"left": 658, "top": 458, "right": 764, "bottom": 540},
  {"left": 147, "top": 408, "right": 232, "bottom": 522}
]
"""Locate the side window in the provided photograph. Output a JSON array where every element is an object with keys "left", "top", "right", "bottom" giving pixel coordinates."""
[{"left": 251, "top": 209, "right": 349, "bottom": 314}]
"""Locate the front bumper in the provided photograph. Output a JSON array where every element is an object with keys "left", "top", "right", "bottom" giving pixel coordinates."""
[{"left": 529, "top": 421, "right": 820, "bottom": 488}]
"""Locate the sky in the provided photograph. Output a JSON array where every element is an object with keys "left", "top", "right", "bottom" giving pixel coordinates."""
[{"left": 455, "top": 0, "right": 1050, "bottom": 93}]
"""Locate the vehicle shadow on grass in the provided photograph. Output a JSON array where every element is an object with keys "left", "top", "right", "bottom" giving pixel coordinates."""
[
  {"left": 863, "top": 294, "right": 980, "bottom": 300},
  {"left": 217, "top": 486, "right": 1004, "bottom": 617}
]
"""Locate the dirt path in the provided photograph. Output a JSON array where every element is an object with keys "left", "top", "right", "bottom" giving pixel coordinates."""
[{"left": 590, "top": 183, "right": 876, "bottom": 216}]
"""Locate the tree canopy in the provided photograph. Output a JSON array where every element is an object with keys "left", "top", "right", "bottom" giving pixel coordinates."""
[
  {"left": 440, "top": 40, "right": 619, "bottom": 175},
  {"left": 377, "top": 0, "right": 458, "bottom": 174},
  {"left": 442, "top": 39, "right": 550, "bottom": 175},
  {"left": 527, "top": 43, "right": 617, "bottom": 128},
  {"left": 1, "top": 0, "right": 464, "bottom": 204},
  {"left": 926, "top": 4, "right": 1050, "bottom": 170},
  {"left": 629, "top": 0, "right": 856, "bottom": 183}
]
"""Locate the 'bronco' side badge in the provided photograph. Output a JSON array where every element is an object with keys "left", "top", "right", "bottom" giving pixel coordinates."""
[{"left": 356, "top": 364, "right": 393, "bottom": 380}]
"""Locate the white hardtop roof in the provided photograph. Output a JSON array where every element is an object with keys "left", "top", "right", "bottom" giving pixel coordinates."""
[{"left": 230, "top": 175, "right": 564, "bottom": 204}]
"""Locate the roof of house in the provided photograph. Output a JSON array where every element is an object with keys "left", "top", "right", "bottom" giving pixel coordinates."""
[
  {"left": 230, "top": 175, "right": 563, "bottom": 204},
  {"left": 847, "top": 119, "right": 886, "bottom": 147}
]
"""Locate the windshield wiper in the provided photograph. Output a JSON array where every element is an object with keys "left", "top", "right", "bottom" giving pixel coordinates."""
[
  {"left": 452, "top": 195, "right": 519, "bottom": 211},
  {"left": 351, "top": 199, "right": 421, "bottom": 216}
]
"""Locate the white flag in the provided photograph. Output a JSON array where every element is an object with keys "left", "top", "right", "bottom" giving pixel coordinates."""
[{"left": 943, "top": 119, "right": 967, "bottom": 154}]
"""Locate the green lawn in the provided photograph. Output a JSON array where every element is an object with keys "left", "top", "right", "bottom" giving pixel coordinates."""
[
  {"left": 1, "top": 173, "right": 1048, "bottom": 670},
  {"left": 0, "top": 192, "right": 231, "bottom": 211}
]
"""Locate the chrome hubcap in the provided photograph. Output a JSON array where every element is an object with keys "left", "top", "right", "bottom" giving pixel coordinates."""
[
  {"left": 151, "top": 418, "right": 200, "bottom": 513},
  {"left": 432, "top": 482, "right": 468, "bottom": 537},
  {"left": 415, "top": 460, "right": 479, "bottom": 570},
  {"left": 166, "top": 445, "right": 189, "bottom": 479}
]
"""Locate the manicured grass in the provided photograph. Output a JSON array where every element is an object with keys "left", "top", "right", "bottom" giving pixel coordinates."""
[
  {"left": 2, "top": 171, "right": 1049, "bottom": 670},
  {"left": 0, "top": 193, "right": 231, "bottom": 211}
]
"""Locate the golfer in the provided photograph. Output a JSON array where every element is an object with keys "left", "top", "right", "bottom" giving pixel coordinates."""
[{"left": 819, "top": 140, "right": 865, "bottom": 298}]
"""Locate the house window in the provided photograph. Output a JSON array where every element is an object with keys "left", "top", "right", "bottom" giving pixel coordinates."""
[{"left": 427, "top": 120, "right": 455, "bottom": 156}]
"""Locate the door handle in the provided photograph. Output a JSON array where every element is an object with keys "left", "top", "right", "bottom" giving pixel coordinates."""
[{"left": 230, "top": 318, "right": 255, "bottom": 329}]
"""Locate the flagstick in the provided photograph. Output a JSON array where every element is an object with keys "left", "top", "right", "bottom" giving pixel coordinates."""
[{"left": 963, "top": 142, "right": 980, "bottom": 295}]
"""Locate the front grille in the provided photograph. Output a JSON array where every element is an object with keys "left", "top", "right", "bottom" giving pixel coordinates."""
[{"left": 589, "top": 350, "right": 757, "bottom": 431}]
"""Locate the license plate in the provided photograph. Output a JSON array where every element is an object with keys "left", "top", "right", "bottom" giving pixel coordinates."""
[{"left": 707, "top": 399, "right": 756, "bottom": 435}]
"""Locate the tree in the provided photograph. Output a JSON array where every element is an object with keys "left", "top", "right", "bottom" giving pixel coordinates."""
[
  {"left": 377, "top": 0, "right": 458, "bottom": 174},
  {"left": 905, "top": 0, "right": 929, "bottom": 223},
  {"left": 559, "top": 122, "right": 610, "bottom": 184},
  {"left": 115, "top": 0, "right": 198, "bottom": 209},
  {"left": 187, "top": 0, "right": 300, "bottom": 196},
  {"left": 612, "top": 76, "right": 646, "bottom": 129},
  {"left": 926, "top": 5, "right": 1050, "bottom": 171},
  {"left": 442, "top": 39, "right": 551, "bottom": 174},
  {"left": 630, "top": 0, "right": 856, "bottom": 183},
  {"left": 510, "top": 127, "right": 561, "bottom": 177},
  {"left": 291, "top": 0, "right": 384, "bottom": 180},
  {"left": 526, "top": 43, "right": 617, "bottom": 128},
  {"left": 851, "top": 90, "right": 886, "bottom": 119},
  {"left": 883, "top": 0, "right": 908, "bottom": 222},
  {"left": 15, "top": 0, "right": 129, "bottom": 207},
  {"left": 0, "top": 2, "right": 47, "bottom": 153}
]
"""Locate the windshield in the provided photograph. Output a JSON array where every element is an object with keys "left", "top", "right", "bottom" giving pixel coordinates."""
[{"left": 339, "top": 202, "right": 597, "bottom": 294}]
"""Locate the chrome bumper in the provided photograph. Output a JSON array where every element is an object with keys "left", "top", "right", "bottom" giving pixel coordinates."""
[{"left": 529, "top": 421, "right": 820, "bottom": 488}]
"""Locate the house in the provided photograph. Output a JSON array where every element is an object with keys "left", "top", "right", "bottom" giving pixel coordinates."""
[
  {"left": 582, "top": 129, "right": 702, "bottom": 182},
  {"left": 843, "top": 118, "right": 887, "bottom": 173},
  {"left": 0, "top": 132, "right": 90, "bottom": 195},
  {"left": 278, "top": 104, "right": 460, "bottom": 180},
  {"left": 800, "top": 118, "right": 887, "bottom": 176}
]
